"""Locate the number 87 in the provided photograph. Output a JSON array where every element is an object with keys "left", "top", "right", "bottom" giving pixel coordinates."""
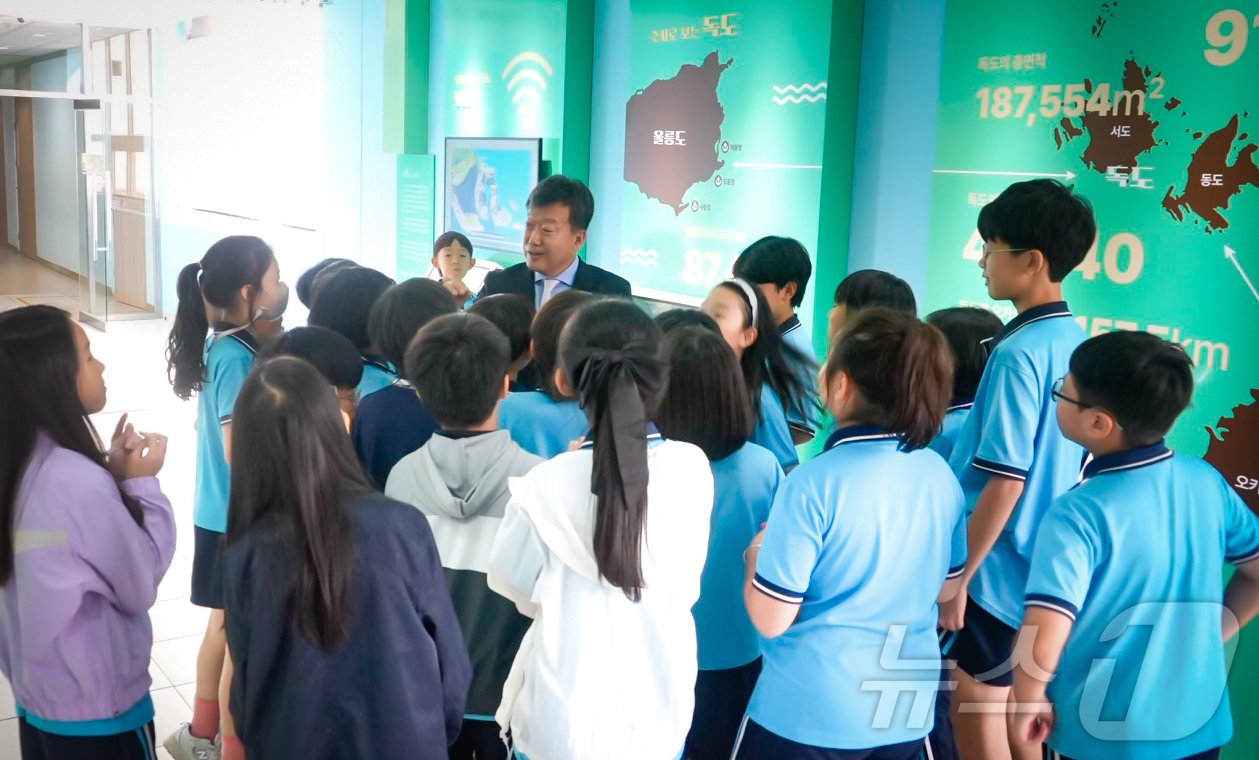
[{"left": 1205, "top": 9, "right": 1257, "bottom": 67}]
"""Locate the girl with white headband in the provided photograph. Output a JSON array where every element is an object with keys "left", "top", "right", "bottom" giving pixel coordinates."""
[{"left": 701, "top": 278, "right": 810, "bottom": 471}]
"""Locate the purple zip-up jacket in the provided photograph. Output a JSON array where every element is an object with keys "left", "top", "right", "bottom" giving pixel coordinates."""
[{"left": 0, "top": 433, "right": 176, "bottom": 722}]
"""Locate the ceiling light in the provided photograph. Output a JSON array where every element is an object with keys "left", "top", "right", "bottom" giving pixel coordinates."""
[{"left": 31, "top": 33, "right": 46, "bottom": 37}]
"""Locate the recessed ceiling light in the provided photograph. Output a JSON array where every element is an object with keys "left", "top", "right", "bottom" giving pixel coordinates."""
[
  {"left": 31, "top": 33, "right": 47, "bottom": 38},
  {"left": 0, "top": 47, "right": 9, "bottom": 50}
]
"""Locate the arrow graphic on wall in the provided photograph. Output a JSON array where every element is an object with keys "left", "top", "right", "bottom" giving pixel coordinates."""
[
  {"left": 1225, "top": 245, "right": 1259, "bottom": 305},
  {"left": 932, "top": 169, "right": 1078, "bottom": 181}
]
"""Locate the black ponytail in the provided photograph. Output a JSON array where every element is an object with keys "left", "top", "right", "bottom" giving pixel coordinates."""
[
  {"left": 560, "top": 299, "right": 666, "bottom": 602},
  {"left": 825, "top": 308, "right": 953, "bottom": 450},
  {"left": 166, "top": 236, "right": 275, "bottom": 400}
]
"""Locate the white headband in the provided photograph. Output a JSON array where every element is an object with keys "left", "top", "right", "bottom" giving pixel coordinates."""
[{"left": 723, "top": 278, "right": 759, "bottom": 326}]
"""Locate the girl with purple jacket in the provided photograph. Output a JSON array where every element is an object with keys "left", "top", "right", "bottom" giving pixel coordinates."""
[{"left": 0, "top": 306, "right": 176, "bottom": 760}]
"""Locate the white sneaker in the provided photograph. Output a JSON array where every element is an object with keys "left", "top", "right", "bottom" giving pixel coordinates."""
[{"left": 163, "top": 723, "right": 221, "bottom": 760}]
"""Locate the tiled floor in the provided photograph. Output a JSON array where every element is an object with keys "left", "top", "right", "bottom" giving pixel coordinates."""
[{"left": 1, "top": 250, "right": 202, "bottom": 759}]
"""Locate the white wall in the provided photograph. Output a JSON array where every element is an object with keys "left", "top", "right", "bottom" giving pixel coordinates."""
[
  {"left": 30, "top": 52, "right": 82, "bottom": 274},
  {"left": 2, "top": 97, "right": 16, "bottom": 249},
  {"left": 155, "top": 5, "right": 323, "bottom": 229},
  {"left": 154, "top": 3, "right": 328, "bottom": 311}
]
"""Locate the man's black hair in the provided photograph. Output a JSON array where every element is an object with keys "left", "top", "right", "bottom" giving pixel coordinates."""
[{"left": 527, "top": 175, "right": 595, "bottom": 231}]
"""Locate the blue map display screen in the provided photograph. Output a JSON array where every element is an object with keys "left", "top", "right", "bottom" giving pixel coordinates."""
[{"left": 444, "top": 137, "right": 542, "bottom": 256}]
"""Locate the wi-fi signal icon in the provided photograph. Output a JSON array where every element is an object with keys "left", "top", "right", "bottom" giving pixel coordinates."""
[{"left": 502, "top": 51, "right": 554, "bottom": 123}]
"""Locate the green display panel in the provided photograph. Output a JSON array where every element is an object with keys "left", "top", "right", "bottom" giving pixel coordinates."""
[
  {"left": 435, "top": 0, "right": 569, "bottom": 266},
  {"left": 397, "top": 153, "right": 437, "bottom": 280},
  {"left": 439, "top": 0, "right": 567, "bottom": 141},
  {"left": 616, "top": 0, "right": 833, "bottom": 306},
  {"left": 928, "top": 3, "right": 1259, "bottom": 756}
]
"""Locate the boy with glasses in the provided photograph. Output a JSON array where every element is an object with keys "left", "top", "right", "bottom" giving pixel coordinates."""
[
  {"left": 941, "top": 179, "right": 1095, "bottom": 759},
  {"left": 1010, "top": 330, "right": 1259, "bottom": 760}
]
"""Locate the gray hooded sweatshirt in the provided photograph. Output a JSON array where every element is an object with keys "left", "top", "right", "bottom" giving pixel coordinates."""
[{"left": 385, "top": 429, "right": 542, "bottom": 718}]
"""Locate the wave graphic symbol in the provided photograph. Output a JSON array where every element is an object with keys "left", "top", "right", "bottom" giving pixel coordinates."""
[
  {"left": 620, "top": 248, "right": 660, "bottom": 268},
  {"left": 771, "top": 82, "right": 827, "bottom": 94},
  {"left": 502, "top": 52, "right": 554, "bottom": 122},
  {"left": 772, "top": 93, "right": 827, "bottom": 105}
]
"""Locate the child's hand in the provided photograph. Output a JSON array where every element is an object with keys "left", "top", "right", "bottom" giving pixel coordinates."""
[
  {"left": 106, "top": 414, "right": 143, "bottom": 481},
  {"left": 568, "top": 436, "right": 587, "bottom": 452},
  {"left": 938, "top": 588, "right": 967, "bottom": 631},
  {"left": 121, "top": 433, "right": 168, "bottom": 479},
  {"left": 1009, "top": 691, "right": 1055, "bottom": 746},
  {"left": 441, "top": 277, "right": 472, "bottom": 306}
]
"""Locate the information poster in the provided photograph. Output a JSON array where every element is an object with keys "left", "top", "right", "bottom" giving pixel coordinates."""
[
  {"left": 396, "top": 153, "right": 437, "bottom": 280},
  {"left": 926, "top": 2, "right": 1258, "bottom": 503},
  {"left": 617, "top": 0, "right": 833, "bottom": 304}
]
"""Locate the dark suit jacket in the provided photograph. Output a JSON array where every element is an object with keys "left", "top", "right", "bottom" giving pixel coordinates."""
[{"left": 477, "top": 258, "right": 632, "bottom": 302}]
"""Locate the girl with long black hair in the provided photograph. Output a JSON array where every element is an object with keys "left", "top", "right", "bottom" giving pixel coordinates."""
[
  {"left": 222, "top": 357, "right": 471, "bottom": 759},
  {"left": 487, "top": 298, "right": 714, "bottom": 760},
  {"left": 163, "top": 235, "right": 288, "bottom": 760},
  {"left": 701, "top": 278, "right": 810, "bottom": 471},
  {"left": 0, "top": 306, "right": 174, "bottom": 760}
]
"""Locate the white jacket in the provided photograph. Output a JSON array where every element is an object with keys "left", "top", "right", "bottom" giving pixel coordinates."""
[{"left": 487, "top": 439, "right": 714, "bottom": 760}]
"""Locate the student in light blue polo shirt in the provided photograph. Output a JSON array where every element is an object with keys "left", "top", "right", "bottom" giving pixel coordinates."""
[
  {"left": 307, "top": 265, "right": 398, "bottom": 400},
  {"left": 498, "top": 290, "right": 593, "bottom": 458},
  {"left": 164, "top": 235, "right": 288, "bottom": 758},
  {"left": 939, "top": 180, "right": 1095, "bottom": 757},
  {"left": 656, "top": 324, "right": 784, "bottom": 760},
  {"left": 733, "top": 236, "right": 822, "bottom": 443},
  {"left": 927, "top": 307, "right": 1005, "bottom": 460},
  {"left": 740, "top": 309, "right": 965, "bottom": 758},
  {"left": 1010, "top": 331, "right": 1259, "bottom": 760},
  {"left": 702, "top": 279, "right": 809, "bottom": 471}
]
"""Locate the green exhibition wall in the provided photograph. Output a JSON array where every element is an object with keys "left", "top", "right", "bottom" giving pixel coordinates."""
[{"left": 926, "top": 3, "right": 1259, "bottom": 756}]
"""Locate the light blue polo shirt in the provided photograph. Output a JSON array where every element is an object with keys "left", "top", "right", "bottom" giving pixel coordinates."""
[
  {"left": 693, "top": 442, "right": 783, "bottom": 671},
  {"left": 358, "top": 356, "right": 398, "bottom": 400},
  {"left": 752, "top": 384, "right": 799, "bottom": 471},
  {"left": 948, "top": 301, "right": 1085, "bottom": 628},
  {"left": 1026, "top": 444, "right": 1259, "bottom": 760},
  {"left": 780, "top": 314, "right": 822, "bottom": 439},
  {"left": 498, "top": 390, "right": 589, "bottom": 459},
  {"left": 928, "top": 400, "right": 974, "bottom": 461},
  {"left": 194, "top": 329, "right": 258, "bottom": 533},
  {"left": 749, "top": 426, "right": 966, "bottom": 749}
]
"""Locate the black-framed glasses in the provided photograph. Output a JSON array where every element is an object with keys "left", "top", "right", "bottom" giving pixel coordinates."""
[
  {"left": 980, "top": 244, "right": 1030, "bottom": 261},
  {"left": 1051, "top": 376, "right": 1087, "bottom": 407},
  {"left": 1052, "top": 377, "right": 1125, "bottom": 429}
]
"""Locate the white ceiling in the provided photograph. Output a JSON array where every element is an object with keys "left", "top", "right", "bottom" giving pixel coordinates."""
[{"left": 0, "top": 19, "right": 133, "bottom": 67}]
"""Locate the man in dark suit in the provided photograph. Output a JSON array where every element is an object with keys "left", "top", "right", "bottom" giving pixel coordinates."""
[{"left": 477, "top": 175, "right": 632, "bottom": 306}]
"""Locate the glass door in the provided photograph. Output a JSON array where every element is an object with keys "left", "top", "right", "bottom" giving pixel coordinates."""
[{"left": 76, "top": 99, "right": 111, "bottom": 330}]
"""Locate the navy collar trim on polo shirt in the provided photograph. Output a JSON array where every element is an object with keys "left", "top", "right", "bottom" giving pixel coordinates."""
[
  {"left": 1081, "top": 440, "right": 1172, "bottom": 480},
  {"left": 362, "top": 354, "right": 396, "bottom": 374},
  {"left": 824, "top": 424, "right": 900, "bottom": 451},
  {"left": 210, "top": 323, "right": 259, "bottom": 354},
  {"left": 780, "top": 314, "right": 802, "bottom": 336},
  {"left": 984, "top": 301, "right": 1073, "bottom": 349},
  {"left": 947, "top": 397, "right": 974, "bottom": 412}
]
